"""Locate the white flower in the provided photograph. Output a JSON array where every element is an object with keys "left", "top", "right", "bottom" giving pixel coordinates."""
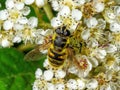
[
  {"left": 55, "top": 83, "right": 65, "bottom": 90},
  {"left": 55, "top": 70, "right": 66, "bottom": 78},
  {"left": 86, "top": 79, "right": 98, "bottom": 89},
  {"left": 28, "top": 17, "right": 38, "bottom": 28},
  {"left": 3, "top": 20, "right": 13, "bottom": 30},
  {"left": 47, "top": 83, "right": 55, "bottom": 90},
  {"left": 51, "top": 17, "right": 62, "bottom": 28},
  {"left": 114, "top": 6, "right": 120, "bottom": 16},
  {"left": 71, "top": 9, "right": 82, "bottom": 21},
  {"left": 15, "top": 2, "right": 25, "bottom": 10},
  {"left": 77, "top": 79, "right": 86, "bottom": 89},
  {"left": 0, "top": 9, "right": 9, "bottom": 20},
  {"left": 21, "top": 6, "right": 31, "bottom": 16},
  {"left": 24, "top": 0, "right": 34, "bottom": 5},
  {"left": 110, "top": 22, "right": 120, "bottom": 32},
  {"left": 51, "top": 0, "right": 60, "bottom": 11},
  {"left": 67, "top": 79, "right": 78, "bottom": 89},
  {"left": 86, "top": 17, "right": 98, "bottom": 28},
  {"left": 105, "top": 44, "right": 117, "bottom": 53},
  {"left": 12, "top": 36, "right": 22, "bottom": 43},
  {"left": 76, "top": 55, "right": 92, "bottom": 77},
  {"left": 35, "top": 68, "right": 42, "bottom": 79},
  {"left": 94, "top": 2, "right": 105, "bottom": 12},
  {"left": 58, "top": 5, "right": 70, "bottom": 17},
  {"left": 35, "top": 0, "right": 45, "bottom": 8},
  {"left": 5, "top": 0, "right": 14, "bottom": 9},
  {"left": 43, "top": 70, "right": 53, "bottom": 81},
  {"left": 81, "top": 29, "right": 90, "bottom": 40},
  {"left": 1, "top": 38, "right": 11, "bottom": 47}
]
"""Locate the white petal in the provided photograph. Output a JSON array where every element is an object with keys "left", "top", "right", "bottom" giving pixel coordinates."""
[
  {"left": 74, "top": 0, "right": 85, "bottom": 6},
  {"left": 21, "top": 6, "right": 31, "bottom": 16},
  {"left": 81, "top": 29, "right": 90, "bottom": 40},
  {"left": 12, "top": 36, "right": 21, "bottom": 43},
  {"left": 28, "top": 17, "right": 38, "bottom": 28},
  {"left": 5, "top": 0, "right": 14, "bottom": 9},
  {"left": 1, "top": 39, "right": 11, "bottom": 47},
  {"left": 15, "top": 2, "right": 25, "bottom": 10},
  {"left": 43, "top": 70, "right": 53, "bottom": 81},
  {"left": 68, "top": 66, "right": 78, "bottom": 74},
  {"left": 24, "top": 0, "right": 35, "bottom": 5},
  {"left": 55, "top": 84, "right": 65, "bottom": 90},
  {"left": 86, "top": 79, "right": 98, "bottom": 89},
  {"left": 71, "top": 9, "right": 82, "bottom": 21},
  {"left": 55, "top": 70, "right": 66, "bottom": 78},
  {"left": 47, "top": 83, "right": 55, "bottom": 90},
  {"left": 96, "top": 49, "right": 107, "bottom": 59},
  {"left": 89, "top": 57, "right": 99, "bottom": 67},
  {"left": 114, "top": 6, "right": 120, "bottom": 16},
  {"left": 18, "top": 17, "right": 28, "bottom": 24},
  {"left": 43, "top": 59, "right": 49, "bottom": 68},
  {"left": 35, "top": 0, "right": 44, "bottom": 8},
  {"left": 106, "top": 44, "right": 117, "bottom": 53},
  {"left": 107, "top": 12, "right": 116, "bottom": 20},
  {"left": 58, "top": 6, "right": 70, "bottom": 17},
  {"left": 87, "top": 38, "right": 99, "bottom": 48},
  {"left": 35, "top": 68, "right": 42, "bottom": 79},
  {"left": 86, "top": 17, "right": 98, "bottom": 28},
  {"left": 0, "top": 9, "right": 9, "bottom": 20},
  {"left": 77, "top": 79, "right": 86, "bottom": 89},
  {"left": 67, "top": 79, "right": 78, "bottom": 89},
  {"left": 14, "top": 23, "right": 24, "bottom": 30},
  {"left": 51, "top": 17, "right": 62, "bottom": 28},
  {"left": 3, "top": 20, "right": 13, "bottom": 30},
  {"left": 94, "top": 2, "right": 105, "bottom": 12},
  {"left": 51, "top": 0, "right": 60, "bottom": 11},
  {"left": 69, "top": 22, "right": 78, "bottom": 32},
  {"left": 110, "top": 22, "right": 120, "bottom": 32}
]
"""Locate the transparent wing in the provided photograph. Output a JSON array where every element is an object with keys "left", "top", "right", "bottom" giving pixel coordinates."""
[{"left": 24, "top": 43, "right": 51, "bottom": 61}]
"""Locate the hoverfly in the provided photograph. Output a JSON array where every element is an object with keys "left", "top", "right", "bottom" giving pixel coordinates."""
[{"left": 24, "top": 26, "right": 83, "bottom": 69}]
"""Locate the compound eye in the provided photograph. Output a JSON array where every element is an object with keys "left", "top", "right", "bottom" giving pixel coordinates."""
[{"left": 64, "top": 30, "right": 70, "bottom": 36}]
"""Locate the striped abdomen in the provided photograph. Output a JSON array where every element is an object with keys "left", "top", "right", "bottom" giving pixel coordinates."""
[{"left": 48, "top": 35, "right": 69, "bottom": 68}]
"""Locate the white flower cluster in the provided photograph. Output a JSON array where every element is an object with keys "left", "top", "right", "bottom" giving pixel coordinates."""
[
  {"left": 0, "top": 0, "right": 48, "bottom": 47},
  {"left": 0, "top": 0, "right": 120, "bottom": 90},
  {"left": 33, "top": 0, "right": 120, "bottom": 90}
]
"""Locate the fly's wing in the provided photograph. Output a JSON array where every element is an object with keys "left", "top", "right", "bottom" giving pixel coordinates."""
[{"left": 24, "top": 43, "right": 51, "bottom": 61}]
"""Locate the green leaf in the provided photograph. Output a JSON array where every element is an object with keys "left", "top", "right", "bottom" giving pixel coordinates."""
[
  {"left": 0, "top": 48, "right": 45, "bottom": 90},
  {"left": 0, "top": 0, "right": 6, "bottom": 10}
]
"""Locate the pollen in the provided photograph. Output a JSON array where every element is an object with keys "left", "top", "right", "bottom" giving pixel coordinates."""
[
  {"left": 9, "top": 9, "right": 20, "bottom": 21},
  {"left": 79, "top": 59, "right": 88, "bottom": 70}
]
